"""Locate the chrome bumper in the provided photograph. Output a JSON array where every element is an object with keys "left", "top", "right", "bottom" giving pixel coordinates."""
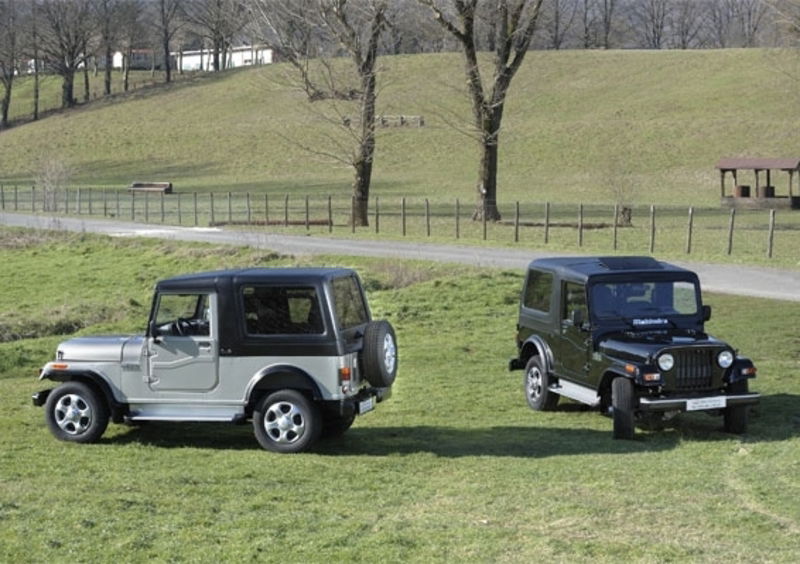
[{"left": 638, "top": 393, "right": 760, "bottom": 412}]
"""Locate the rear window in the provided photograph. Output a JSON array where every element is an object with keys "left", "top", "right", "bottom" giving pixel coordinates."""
[
  {"left": 331, "top": 276, "right": 369, "bottom": 329},
  {"left": 242, "top": 286, "right": 324, "bottom": 335},
  {"left": 523, "top": 270, "right": 553, "bottom": 313}
]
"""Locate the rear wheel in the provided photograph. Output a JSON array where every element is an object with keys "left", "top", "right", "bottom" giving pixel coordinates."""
[
  {"left": 44, "top": 382, "right": 109, "bottom": 443},
  {"left": 724, "top": 380, "right": 748, "bottom": 434},
  {"left": 523, "top": 356, "right": 559, "bottom": 411},
  {"left": 612, "top": 377, "right": 635, "bottom": 440},
  {"left": 253, "top": 390, "right": 321, "bottom": 453}
]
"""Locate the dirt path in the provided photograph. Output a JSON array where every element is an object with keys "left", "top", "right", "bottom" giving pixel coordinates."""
[{"left": 3, "top": 212, "right": 799, "bottom": 302}]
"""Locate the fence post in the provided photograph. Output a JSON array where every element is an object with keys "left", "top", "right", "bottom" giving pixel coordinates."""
[
  {"left": 514, "top": 201, "right": 520, "bottom": 243},
  {"left": 374, "top": 196, "right": 380, "bottom": 234},
  {"left": 32, "top": 186, "right": 36, "bottom": 212},
  {"left": 193, "top": 193, "right": 198, "bottom": 226},
  {"left": 0, "top": 185, "right": 4, "bottom": 210},
  {"left": 351, "top": 197, "right": 355, "bottom": 233},
  {"left": 328, "top": 195, "right": 333, "bottom": 233},
  {"left": 612, "top": 203, "right": 619, "bottom": 251},
  {"left": 210, "top": 193, "right": 215, "bottom": 225},
  {"left": 160, "top": 192, "right": 165, "bottom": 223},
  {"left": 285, "top": 194, "right": 289, "bottom": 228},
  {"left": 265, "top": 194, "right": 269, "bottom": 227},
  {"left": 116, "top": 190, "right": 120, "bottom": 218},
  {"left": 103, "top": 188, "right": 108, "bottom": 217},
  {"left": 145, "top": 193, "right": 150, "bottom": 223},
  {"left": 177, "top": 192, "right": 182, "bottom": 224},
  {"left": 767, "top": 209, "right": 776, "bottom": 258},
  {"left": 401, "top": 197, "right": 406, "bottom": 237},
  {"left": 425, "top": 199, "right": 431, "bottom": 237},
  {"left": 726, "top": 208, "right": 735, "bottom": 255},
  {"left": 482, "top": 207, "right": 487, "bottom": 241},
  {"left": 455, "top": 198, "right": 460, "bottom": 240},
  {"left": 227, "top": 192, "right": 232, "bottom": 224},
  {"left": 544, "top": 202, "right": 550, "bottom": 244},
  {"left": 131, "top": 191, "right": 135, "bottom": 220},
  {"left": 686, "top": 207, "right": 694, "bottom": 254},
  {"left": 578, "top": 204, "right": 584, "bottom": 247},
  {"left": 246, "top": 192, "right": 252, "bottom": 225},
  {"left": 305, "top": 195, "right": 310, "bottom": 231},
  {"left": 649, "top": 205, "right": 656, "bottom": 253},
  {"left": 66, "top": 188, "right": 70, "bottom": 215}
]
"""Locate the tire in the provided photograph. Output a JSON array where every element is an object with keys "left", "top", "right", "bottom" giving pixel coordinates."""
[
  {"left": 724, "top": 380, "right": 748, "bottom": 434},
  {"left": 523, "top": 356, "right": 559, "bottom": 411},
  {"left": 612, "top": 377, "right": 636, "bottom": 440},
  {"left": 321, "top": 411, "right": 356, "bottom": 438},
  {"left": 361, "top": 320, "right": 397, "bottom": 388},
  {"left": 44, "top": 381, "right": 109, "bottom": 444},
  {"left": 253, "top": 390, "right": 321, "bottom": 453}
]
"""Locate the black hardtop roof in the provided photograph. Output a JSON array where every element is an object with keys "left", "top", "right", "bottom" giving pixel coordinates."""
[
  {"left": 528, "top": 256, "right": 694, "bottom": 283},
  {"left": 156, "top": 267, "right": 358, "bottom": 291}
]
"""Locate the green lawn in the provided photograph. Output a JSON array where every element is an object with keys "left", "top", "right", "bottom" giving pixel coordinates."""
[
  {"left": 0, "top": 227, "right": 798, "bottom": 561},
  {"left": 1, "top": 49, "right": 799, "bottom": 208}
]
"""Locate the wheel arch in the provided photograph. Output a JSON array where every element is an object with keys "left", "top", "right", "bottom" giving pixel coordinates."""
[
  {"left": 520, "top": 336, "right": 554, "bottom": 374},
  {"left": 43, "top": 370, "right": 127, "bottom": 423},
  {"left": 245, "top": 365, "right": 323, "bottom": 409}
]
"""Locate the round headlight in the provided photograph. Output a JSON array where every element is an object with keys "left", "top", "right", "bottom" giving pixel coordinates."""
[
  {"left": 718, "top": 350, "right": 734, "bottom": 368},
  {"left": 658, "top": 353, "right": 674, "bottom": 372}
]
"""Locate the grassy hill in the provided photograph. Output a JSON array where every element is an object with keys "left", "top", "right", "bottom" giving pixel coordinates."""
[{"left": 1, "top": 49, "right": 798, "bottom": 206}]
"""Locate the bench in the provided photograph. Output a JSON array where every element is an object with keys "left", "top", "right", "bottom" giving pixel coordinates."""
[{"left": 129, "top": 182, "right": 173, "bottom": 193}]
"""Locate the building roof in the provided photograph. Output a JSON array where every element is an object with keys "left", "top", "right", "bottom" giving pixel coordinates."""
[{"left": 716, "top": 158, "right": 800, "bottom": 171}]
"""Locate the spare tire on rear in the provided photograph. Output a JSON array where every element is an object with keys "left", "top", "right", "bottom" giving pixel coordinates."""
[{"left": 360, "top": 320, "right": 398, "bottom": 388}]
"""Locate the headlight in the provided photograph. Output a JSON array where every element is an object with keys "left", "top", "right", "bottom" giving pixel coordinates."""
[
  {"left": 718, "top": 350, "right": 734, "bottom": 368},
  {"left": 657, "top": 353, "right": 674, "bottom": 371}
]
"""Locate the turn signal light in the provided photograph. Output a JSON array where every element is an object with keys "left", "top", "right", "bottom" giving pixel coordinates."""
[
  {"left": 339, "top": 367, "right": 352, "bottom": 382},
  {"left": 51, "top": 363, "right": 69, "bottom": 371},
  {"left": 742, "top": 367, "right": 757, "bottom": 376},
  {"left": 643, "top": 373, "right": 661, "bottom": 382},
  {"left": 624, "top": 364, "right": 638, "bottom": 375}
]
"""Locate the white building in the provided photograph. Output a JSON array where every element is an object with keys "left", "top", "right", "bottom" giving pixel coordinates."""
[{"left": 173, "top": 45, "right": 273, "bottom": 71}]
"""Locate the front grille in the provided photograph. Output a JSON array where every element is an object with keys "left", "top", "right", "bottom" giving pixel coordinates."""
[{"left": 672, "top": 349, "right": 717, "bottom": 391}]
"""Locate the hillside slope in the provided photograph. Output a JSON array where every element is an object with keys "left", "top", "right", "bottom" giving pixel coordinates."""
[{"left": 0, "top": 49, "right": 797, "bottom": 206}]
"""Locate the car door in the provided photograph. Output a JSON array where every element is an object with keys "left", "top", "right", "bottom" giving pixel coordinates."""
[
  {"left": 146, "top": 292, "right": 219, "bottom": 393},
  {"left": 553, "top": 281, "right": 591, "bottom": 383}
]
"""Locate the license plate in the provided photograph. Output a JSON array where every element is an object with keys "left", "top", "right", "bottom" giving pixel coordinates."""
[
  {"left": 358, "top": 397, "right": 375, "bottom": 414},
  {"left": 686, "top": 396, "right": 726, "bottom": 411}
]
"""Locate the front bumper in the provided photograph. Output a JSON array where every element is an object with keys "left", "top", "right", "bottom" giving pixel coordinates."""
[
  {"left": 31, "top": 389, "right": 51, "bottom": 407},
  {"left": 638, "top": 393, "right": 760, "bottom": 412}
]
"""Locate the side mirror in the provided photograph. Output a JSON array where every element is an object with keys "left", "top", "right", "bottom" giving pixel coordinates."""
[
  {"left": 571, "top": 309, "right": 585, "bottom": 327},
  {"left": 702, "top": 305, "right": 711, "bottom": 322}
]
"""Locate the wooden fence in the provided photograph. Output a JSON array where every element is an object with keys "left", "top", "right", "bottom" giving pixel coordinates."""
[{"left": 0, "top": 185, "right": 792, "bottom": 260}]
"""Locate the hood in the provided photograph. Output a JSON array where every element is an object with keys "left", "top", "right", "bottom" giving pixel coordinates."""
[
  {"left": 598, "top": 330, "right": 726, "bottom": 364},
  {"left": 57, "top": 335, "right": 142, "bottom": 363}
]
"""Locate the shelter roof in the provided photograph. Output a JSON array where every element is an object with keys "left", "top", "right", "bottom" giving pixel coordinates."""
[{"left": 716, "top": 158, "right": 800, "bottom": 171}]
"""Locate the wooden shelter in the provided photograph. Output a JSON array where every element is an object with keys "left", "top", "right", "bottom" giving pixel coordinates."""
[{"left": 717, "top": 158, "right": 800, "bottom": 209}]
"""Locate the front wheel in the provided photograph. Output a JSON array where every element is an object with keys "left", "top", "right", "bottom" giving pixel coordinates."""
[
  {"left": 253, "top": 390, "right": 321, "bottom": 453},
  {"left": 523, "top": 356, "right": 559, "bottom": 411},
  {"left": 44, "top": 382, "right": 109, "bottom": 443},
  {"left": 724, "top": 380, "right": 748, "bottom": 434},
  {"left": 612, "top": 377, "right": 636, "bottom": 440}
]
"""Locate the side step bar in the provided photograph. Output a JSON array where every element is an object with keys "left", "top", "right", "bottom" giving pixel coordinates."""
[{"left": 549, "top": 380, "right": 600, "bottom": 407}]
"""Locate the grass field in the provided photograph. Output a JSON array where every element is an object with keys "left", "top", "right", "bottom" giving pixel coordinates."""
[
  {"left": 1, "top": 227, "right": 798, "bottom": 561},
  {"left": 1, "top": 49, "right": 799, "bottom": 208}
]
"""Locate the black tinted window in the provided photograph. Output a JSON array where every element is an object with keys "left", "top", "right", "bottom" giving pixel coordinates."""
[
  {"left": 331, "top": 276, "right": 369, "bottom": 329},
  {"left": 523, "top": 270, "right": 553, "bottom": 312},
  {"left": 242, "top": 286, "right": 324, "bottom": 335}
]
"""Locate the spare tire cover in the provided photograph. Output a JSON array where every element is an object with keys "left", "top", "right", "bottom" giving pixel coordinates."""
[{"left": 360, "top": 320, "right": 398, "bottom": 388}]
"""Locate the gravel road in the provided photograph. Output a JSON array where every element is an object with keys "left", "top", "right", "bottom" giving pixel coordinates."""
[{"left": 2, "top": 212, "right": 799, "bottom": 302}]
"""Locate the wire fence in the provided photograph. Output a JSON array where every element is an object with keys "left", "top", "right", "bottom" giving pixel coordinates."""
[{"left": 1, "top": 184, "right": 796, "bottom": 261}]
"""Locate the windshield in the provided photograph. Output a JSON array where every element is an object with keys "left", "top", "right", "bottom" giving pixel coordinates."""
[{"left": 590, "top": 280, "right": 699, "bottom": 321}]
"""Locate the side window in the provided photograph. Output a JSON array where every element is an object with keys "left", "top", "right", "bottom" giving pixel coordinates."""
[
  {"left": 154, "top": 293, "right": 210, "bottom": 336},
  {"left": 522, "top": 270, "right": 553, "bottom": 313},
  {"left": 331, "top": 276, "right": 369, "bottom": 330},
  {"left": 562, "top": 282, "right": 587, "bottom": 321},
  {"left": 243, "top": 286, "right": 324, "bottom": 335}
]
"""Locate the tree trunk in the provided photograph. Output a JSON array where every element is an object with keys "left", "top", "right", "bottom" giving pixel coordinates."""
[
  {"left": 83, "top": 62, "right": 90, "bottom": 102},
  {"left": 472, "top": 101, "right": 504, "bottom": 221},
  {"left": 123, "top": 47, "right": 131, "bottom": 91},
  {"left": 62, "top": 72, "right": 75, "bottom": 108},
  {"left": 104, "top": 46, "right": 113, "bottom": 95},
  {"left": 351, "top": 71, "right": 378, "bottom": 227},
  {"left": 0, "top": 83, "right": 11, "bottom": 128},
  {"left": 163, "top": 28, "right": 172, "bottom": 82}
]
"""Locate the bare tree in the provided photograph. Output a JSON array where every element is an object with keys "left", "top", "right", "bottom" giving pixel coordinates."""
[
  {"left": 599, "top": 0, "right": 618, "bottom": 48},
  {"left": 0, "top": 0, "right": 20, "bottom": 128},
  {"left": 153, "top": 0, "right": 183, "bottom": 82},
  {"left": 706, "top": 0, "right": 737, "bottom": 47},
  {"left": 419, "top": 0, "right": 545, "bottom": 221},
  {"left": 545, "top": 0, "right": 579, "bottom": 49},
  {"left": 118, "top": 0, "right": 145, "bottom": 90},
  {"left": 671, "top": 0, "right": 704, "bottom": 48},
  {"left": 184, "top": 0, "right": 249, "bottom": 71},
  {"left": 737, "top": 0, "right": 768, "bottom": 46},
  {"left": 628, "top": 0, "right": 670, "bottom": 48},
  {"left": 95, "top": 0, "right": 123, "bottom": 96},
  {"left": 38, "top": 0, "right": 97, "bottom": 108},
  {"left": 581, "top": 0, "right": 598, "bottom": 47}
]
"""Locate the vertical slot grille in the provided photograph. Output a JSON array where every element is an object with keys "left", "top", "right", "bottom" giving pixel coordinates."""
[{"left": 672, "top": 349, "right": 715, "bottom": 390}]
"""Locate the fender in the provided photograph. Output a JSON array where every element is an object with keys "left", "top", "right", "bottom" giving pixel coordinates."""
[
  {"left": 245, "top": 364, "right": 323, "bottom": 405},
  {"left": 728, "top": 357, "right": 757, "bottom": 384},
  {"left": 39, "top": 367, "right": 127, "bottom": 423},
  {"left": 518, "top": 335, "right": 554, "bottom": 375}
]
